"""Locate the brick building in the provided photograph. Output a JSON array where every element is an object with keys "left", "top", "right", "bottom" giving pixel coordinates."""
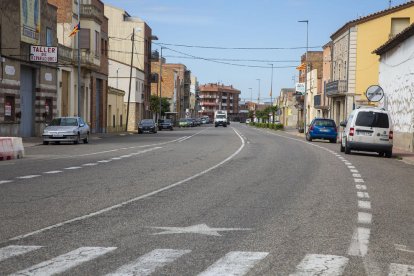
[
  {"left": 198, "top": 83, "right": 240, "bottom": 119},
  {"left": 0, "top": 0, "right": 58, "bottom": 137}
]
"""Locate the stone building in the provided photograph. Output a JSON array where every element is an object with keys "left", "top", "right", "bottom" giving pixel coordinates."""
[{"left": 0, "top": 0, "right": 58, "bottom": 137}]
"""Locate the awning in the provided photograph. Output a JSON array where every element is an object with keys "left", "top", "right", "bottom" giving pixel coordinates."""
[{"left": 296, "top": 63, "right": 306, "bottom": 70}]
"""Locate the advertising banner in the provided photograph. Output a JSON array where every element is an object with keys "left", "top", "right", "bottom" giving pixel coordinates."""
[
  {"left": 21, "top": 0, "right": 41, "bottom": 44},
  {"left": 30, "top": 46, "right": 58, "bottom": 63}
]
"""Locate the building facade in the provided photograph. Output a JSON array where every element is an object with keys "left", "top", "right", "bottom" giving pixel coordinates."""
[
  {"left": 107, "top": 86, "right": 126, "bottom": 132},
  {"left": 0, "top": 0, "right": 58, "bottom": 137},
  {"left": 278, "top": 88, "right": 298, "bottom": 127},
  {"left": 199, "top": 83, "right": 240, "bottom": 119},
  {"left": 327, "top": 2, "right": 414, "bottom": 126},
  {"left": 104, "top": 4, "right": 153, "bottom": 131},
  {"left": 374, "top": 23, "right": 414, "bottom": 152}
]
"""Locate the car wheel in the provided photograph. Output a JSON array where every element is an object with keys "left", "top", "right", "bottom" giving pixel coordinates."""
[
  {"left": 306, "top": 133, "right": 312, "bottom": 141},
  {"left": 43, "top": 141, "right": 49, "bottom": 145},
  {"left": 329, "top": 138, "right": 336, "bottom": 143},
  {"left": 83, "top": 133, "right": 89, "bottom": 144},
  {"left": 74, "top": 133, "right": 80, "bottom": 144},
  {"left": 344, "top": 139, "right": 351, "bottom": 154},
  {"left": 385, "top": 150, "right": 392, "bottom": 158},
  {"left": 378, "top": 152, "right": 385, "bottom": 157}
]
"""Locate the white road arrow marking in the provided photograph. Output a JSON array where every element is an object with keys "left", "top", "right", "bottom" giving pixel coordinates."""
[
  {"left": 0, "top": 245, "right": 42, "bottom": 262},
  {"left": 149, "top": 224, "right": 252, "bottom": 236},
  {"left": 290, "top": 254, "right": 349, "bottom": 276}
]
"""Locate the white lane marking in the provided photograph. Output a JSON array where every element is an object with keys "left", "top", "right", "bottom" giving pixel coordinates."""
[
  {"left": 0, "top": 245, "right": 42, "bottom": 262},
  {"left": 98, "top": 160, "right": 112, "bottom": 163},
  {"left": 11, "top": 247, "right": 116, "bottom": 276},
  {"left": 112, "top": 157, "right": 122, "bottom": 160},
  {"left": 43, "top": 170, "right": 63, "bottom": 174},
  {"left": 0, "top": 180, "right": 13, "bottom": 184},
  {"left": 358, "top": 212, "right": 372, "bottom": 224},
  {"left": 17, "top": 175, "right": 41, "bottom": 179},
  {"left": 120, "top": 155, "right": 132, "bottom": 158},
  {"left": 10, "top": 129, "right": 243, "bottom": 241},
  {"left": 353, "top": 174, "right": 362, "bottom": 178},
  {"left": 358, "top": 200, "right": 371, "bottom": 210},
  {"left": 198, "top": 251, "right": 268, "bottom": 276},
  {"left": 388, "top": 263, "right": 414, "bottom": 276},
  {"left": 350, "top": 169, "right": 359, "bottom": 173},
  {"left": 345, "top": 162, "right": 352, "bottom": 165},
  {"left": 395, "top": 244, "right": 414, "bottom": 254},
  {"left": 121, "top": 147, "right": 129, "bottom": 150},
  {"left": 82, "top": 163, "right": 98, "bottom": 166},
  {"left": 348, "top": 227, "right": 371, "bottom": 256},
  {"left": 354, "top": 178, "right": 365, "bottom": 183},
  {"left": 356, "top": 184, "right": 367, "bottom": 190},
  {"left": 357, "top": 192, "right": 370, "bottom": 199},
  {"left": 106, "top": 249, "right": 191, "bottom": 276},
  {"left": 150, "top": 224, "right": 251, "bottom": 236},
  {"left": 289, "top": 254, "right": 349, "bottom": 276},
  {"left": 348, "top": 165, "right": 356, "bottom": 169},
  {"left": 177, "top": 136, "right": 190, "bottom": 143},
  {"left": 64, "top": 167, "right": 82, "bottom": 170}
]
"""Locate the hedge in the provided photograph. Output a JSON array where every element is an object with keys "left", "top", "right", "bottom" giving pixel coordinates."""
[{"left": 249, "top": 122, "right": 284, "bottom": 130}]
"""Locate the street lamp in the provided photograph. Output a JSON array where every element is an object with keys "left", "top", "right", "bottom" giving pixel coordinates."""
[
  {"left": 256, "top": 79, "right": 261, "bottom": 104},
  {"left": 298, "top": 20, "right": 309, "bottom": 132}
]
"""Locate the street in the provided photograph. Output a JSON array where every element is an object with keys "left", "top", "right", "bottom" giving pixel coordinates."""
[{"left": 0, "top": 124, "right": 413, "bottom": 275}]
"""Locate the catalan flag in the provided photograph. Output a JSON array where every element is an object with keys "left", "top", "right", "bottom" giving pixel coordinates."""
[{"left": 68, "top": 23, "right": 80, "bottom": 37}]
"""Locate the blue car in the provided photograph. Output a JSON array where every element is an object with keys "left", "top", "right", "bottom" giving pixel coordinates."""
[{"left": 306, "top": 118, "right": 337, "bottom": 143}]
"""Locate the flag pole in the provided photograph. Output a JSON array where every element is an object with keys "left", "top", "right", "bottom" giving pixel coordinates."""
[{"left": 77, "top": 3, "right": 81, "bottom": 117}]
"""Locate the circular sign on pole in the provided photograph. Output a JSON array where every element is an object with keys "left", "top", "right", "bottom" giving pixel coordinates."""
[{"left": 365, "top": 85, "right": 384, "bottom": 102}]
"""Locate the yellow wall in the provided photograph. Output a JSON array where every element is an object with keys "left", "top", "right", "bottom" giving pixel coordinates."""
[
  {"left": 355, "top": 7, "right": 414, "bottom": 100},
  {"left": 107, "top": 89, "right": 126, "bottom": 132}
]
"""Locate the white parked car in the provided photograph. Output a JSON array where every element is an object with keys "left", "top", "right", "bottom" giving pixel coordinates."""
[
  {"left": 340, "top": 107, "right": 393, "bottom": 157},
  {"left": 42, "top": 117, "right": 90, "bottom": 145}
]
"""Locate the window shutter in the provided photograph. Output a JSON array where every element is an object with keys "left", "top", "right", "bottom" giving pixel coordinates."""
[{"left": 79, "top": 28, "right": 90, "bottom": 49}]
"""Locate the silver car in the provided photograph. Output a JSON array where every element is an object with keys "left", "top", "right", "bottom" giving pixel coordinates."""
[{"left": 42, "top": 117, "right": 90, "bottom": 145}]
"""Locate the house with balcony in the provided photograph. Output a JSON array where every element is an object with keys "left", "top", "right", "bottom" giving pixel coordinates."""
[
  {"left": 327, "top": 1, "right": 414, "bottom": 125},
  {"left": 50, "top": 0, "right": 109, "bottom": 133},
  {"left": 198, "top": 83, "right": 240, "bottom": 120}
]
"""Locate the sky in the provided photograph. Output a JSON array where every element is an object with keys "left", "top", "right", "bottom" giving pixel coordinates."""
[{"left": 103, "top": 0, "right": 409, "bottom": 102}]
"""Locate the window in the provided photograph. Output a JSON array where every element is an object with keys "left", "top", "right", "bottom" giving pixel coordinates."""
[
  {"left": 391, "top": 18, "right": 410, "bottom": 37},
  {"left": 101, "top": 38, "right": 104, "bottom": 56},
  {"left": 4, "top": 95, "right": 15, "bottom": 122},
  {"left": 95, "top": 31, "right": 100, "bottom": 57},
  {"left": 79, "top": 29, "right": 90, "bottom": 49},
  {"left": 356, "top": 112, "right": 389, "bottom": 128},
  {"left": 46, "top": 28, "right": 53, "bottom": 46}
]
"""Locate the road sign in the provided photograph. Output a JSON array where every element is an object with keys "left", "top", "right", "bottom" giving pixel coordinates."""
[{"left": 365, "top": 85, "right": 384, "bottom": 102}]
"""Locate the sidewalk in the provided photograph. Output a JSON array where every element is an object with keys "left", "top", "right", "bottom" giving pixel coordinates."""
[
  {"left": 282, "top": 127, "right": 414, "bottom": 165},
  {"left": 22, "top": 131, "right": 136, "bottom": 148}
]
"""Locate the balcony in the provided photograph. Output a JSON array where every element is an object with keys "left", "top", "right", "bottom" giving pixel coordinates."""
[
  {"left": 199, "top": 95, "right": 217, "bottom": 99},
  {"left": 58, "top": 44, "right": 73, "bottom": 63},
  {"left": 326, "top": 80, "right": 347, "bottom": 97},
  {"left": 73, "top": 49, "right": 100, "bottom": 70},
  {"left": 80, "top": 4, "right": 103, "bottom": 24}
]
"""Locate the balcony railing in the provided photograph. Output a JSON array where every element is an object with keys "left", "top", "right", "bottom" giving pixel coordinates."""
[
  {"left": 326, "top": 80, "right": 347, "bottom": 96},
  {"left": 80, "top": 4, "right": 103, "bottom": 24},
  {"left": 73, "top": 49, "right": 100, "bottom": 69},
  {"left": 58, "top": 44, "right": 73, "bottom": 62}
]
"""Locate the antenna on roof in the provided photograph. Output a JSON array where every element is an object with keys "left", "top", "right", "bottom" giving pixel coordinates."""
[{"left": 389, "top": 0, "right": 392, "bottom": 8}]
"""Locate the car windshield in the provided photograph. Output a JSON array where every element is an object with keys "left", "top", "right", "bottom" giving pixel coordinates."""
[
  {"left": 141, "top": 119, "right": 154, "bottom": 124},
  {"left": 216, "top": 115, "right": 226, "bottom": 119},
  {"left": 355, "top": 111, "right": 389, "bottom": 128},
  {"left": 49, "top": 118, "right": 78, "bottom": 126},
  {"left": 314, "top": 120, "right": 336, "bottom": 127},
  {"left": 179, "top": 119, "right": 187, "bottom": 122},
  {"left": 162, "top": 120, "right": 171, "bottom": 123}
]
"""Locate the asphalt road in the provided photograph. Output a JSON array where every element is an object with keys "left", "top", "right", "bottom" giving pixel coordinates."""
[{"left": 0, "top": 124, "right": 412, "bottom": 275}]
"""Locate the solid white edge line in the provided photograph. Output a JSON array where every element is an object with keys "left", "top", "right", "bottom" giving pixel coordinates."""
[
  {"left": 290, "top": 254, "right": 349, "bottom": 276},
  {"left": 10, "top": 128, "right": 244, "bottom": 241}
]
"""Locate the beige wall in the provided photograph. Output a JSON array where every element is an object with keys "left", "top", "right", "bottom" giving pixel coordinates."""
[{"left": 107, "top": 87, "right": 126, "bottom": 132}]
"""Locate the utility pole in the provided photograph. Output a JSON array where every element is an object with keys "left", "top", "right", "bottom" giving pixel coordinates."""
[
  {"left": 299, "top": 20, "right": 309, "bottom": 132},
  {"left": 269, "top": 63, "right": 274, "bottom": 106},
  {"left": 158, "top": 47, "right": 164, "bottom": 121},
  {"left": 77, "top": 2, "right": 81, "bottom": 117},
  {"left": 249, "top": 88, "right": 252, "bottom": 103},
  {"left": 125, "top": 28, "right": 135, "bottom": 131},
  {"left": 256, "top": 78, "right": 261, "bottom": 104}
]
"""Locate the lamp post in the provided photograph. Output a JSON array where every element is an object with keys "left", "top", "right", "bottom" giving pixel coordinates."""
[
  {"left": 256, "top": 79, "right": 261, "bottom": 104},
  {"left": 298, "top": 19, "right": 309, "bottom": 132}
]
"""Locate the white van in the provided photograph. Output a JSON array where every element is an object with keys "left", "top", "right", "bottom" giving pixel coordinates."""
[
  {"left": 340, "top": 107, "right": 393, "bottom": 157},
  {"left": 214, "top": 110, "right": 227, "bottom": 127}
]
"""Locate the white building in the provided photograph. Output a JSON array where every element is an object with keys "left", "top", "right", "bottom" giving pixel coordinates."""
[{"left": 374, "top": 23, "right": 414, "bottom": 152}]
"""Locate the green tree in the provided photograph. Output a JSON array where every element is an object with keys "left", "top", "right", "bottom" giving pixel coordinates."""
[
  {"left": 150, "top": 95, "right": 171, "bottom": 117},
  {"left": 248, "top": 110, "right": 254, "bottom": 120}
]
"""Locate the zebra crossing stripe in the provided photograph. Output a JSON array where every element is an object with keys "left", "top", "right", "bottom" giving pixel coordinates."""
[
  {"left": 106, "top": 249, "right": 191, "bottom": 276},
  {"left": 388, "top": 263, "right": 414, "bottom": 276},
  {"left": 290, "top": 254, "right": 349, "bottom": 276},
  {"left": 197, "top": 251, "right": 268, "bottom": 276},
  {"left": 11, "top": 247, "right": 116, "bottom": 276},
  {"left": 0, "top": 245, "right": 42, "bottom": 262}
]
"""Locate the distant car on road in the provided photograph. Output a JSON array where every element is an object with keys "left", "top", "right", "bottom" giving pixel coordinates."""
[
  {"left": 42, "top": 117, "right": 90, "bottom": 145},
  {"left": 187, "top": 118, "right": 196, "bottom": 127},
  {"left": 245, "top": 118, "right": 251, "bottom": 124},
  {"left": 195, "top": 118, "right": 202, "bottom": 126},
  {"left": 138, "top": 119, "right": 157, "bottom": 134},
  {"left": 158, "top": 119, "right": 173, "bottom": 131},
  {"left": 306, "top": 118, "right": 337, "bottom": 143},
  {"left": 179, "top": 118, "right": 190, "bottom": 127}
]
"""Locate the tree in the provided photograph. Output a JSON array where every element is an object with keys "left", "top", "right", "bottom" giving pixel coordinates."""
[
  {"left": 248, "top": 110, "right": 254, "bottom": 120},
  {"left": 150, "top": 95, "right": 171, "bottom": 118}
]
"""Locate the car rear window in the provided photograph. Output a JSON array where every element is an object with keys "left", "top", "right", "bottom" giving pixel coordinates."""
[
  {"left": 355, "top": 111, "right": 389, "bottom": 128},
  {"left": 314, "top": 120, "right": 336, "bottom": 127}
]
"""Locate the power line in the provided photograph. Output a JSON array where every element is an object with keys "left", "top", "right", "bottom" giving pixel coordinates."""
[
  {"left": 156, "top": 42, "right": 322, "bottom": 50},
  {"left": 163, "top": 55, "right": 299, "bottom": 63}
]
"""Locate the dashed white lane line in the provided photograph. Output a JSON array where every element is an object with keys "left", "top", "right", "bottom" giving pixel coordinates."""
[
  {"left": 358, "top": 212, "right": 372, "bottom": 224},
  {"left": 97, "top": 160, "right": 112, "bottom": 163},
  {"left": 64, "top": 167, "right": 82, "bottom": 170},
  {"left": 358, "top": 200, "right": 372, "bottom": 210},
  {"left": 0, "top": 180, "right": 13, "bottom": 184},
  {"left": 348, "top": 165, "right": 356, "bottom": 169},
  {"left": 354, "top": 178, "right": 365, "bottom": 183},
  {"left": 82, "top": 163, "right": 98, "bottom": 166},
  {"left": 17, "top": 175, "right": 41, "bottom": 179},
  {"left": 353, "top": 173, "right": 362, "bottom": 178},
  {"left": 348, "top": 227, "right": 371, "bottom": 256},
  {"left": 120, "top": 155, "right": 132, "bottom": 158},
  {"left": 356, "top": 184, "right": 367, "bottom": 190},
  {"left": 44, "top": 170, "right": 63, "bottom": 174},
  {"left": 111, "top": 157, "right": 122, "bottom": 160},
  {"left": 350, "top": 169, "right": 359, "bottom": 173},
  {"left": 357, "top": 192, "right": 370, "bottom": 199}
]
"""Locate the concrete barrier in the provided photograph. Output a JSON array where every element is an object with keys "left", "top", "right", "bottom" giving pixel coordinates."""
[{"left": 0, "top": 137, "right": 24, "bottom": 160}]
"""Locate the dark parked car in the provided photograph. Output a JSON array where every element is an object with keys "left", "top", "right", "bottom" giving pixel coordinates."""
[
  {"left": 195, "top": 118, "right": 202, "bottom": 126},
  {"left": 158, "top": 119, "right": 174, "bottom": 131},
  {"left": 306, "top": 118, "right": 337, "bottom": 143},
  {"left": 187, "top": 118, "right": 196, "bottom": 127},
  {"left": 138, "top": 119, "right": 157, "bottom": 134}
]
